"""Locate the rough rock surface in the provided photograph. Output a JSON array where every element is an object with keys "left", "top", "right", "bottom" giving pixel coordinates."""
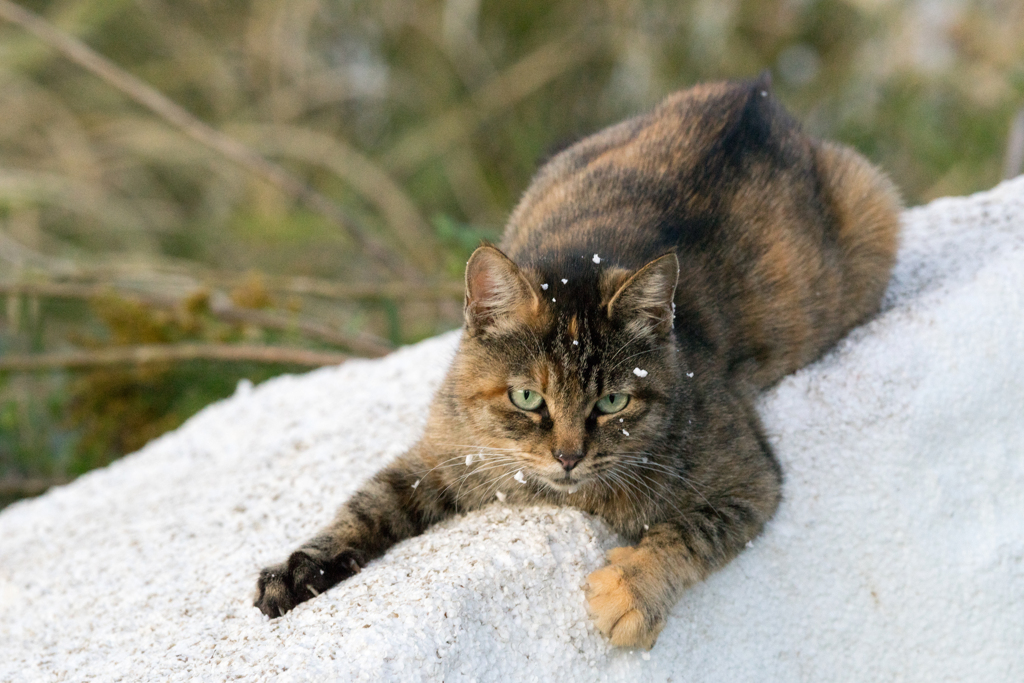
[{"left": 2, "top": 177, "right": 1023, "bottom": 682}]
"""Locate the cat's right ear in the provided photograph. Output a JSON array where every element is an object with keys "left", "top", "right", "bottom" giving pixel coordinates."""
[
  {"left": 606, "top": 252, "right": 679, "bottom": 338},
  {"left": 464, "top": 246, "right": 539, "bottom": 335}
]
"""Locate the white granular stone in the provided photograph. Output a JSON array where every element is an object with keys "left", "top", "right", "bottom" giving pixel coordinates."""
[{"left": 2, "top": 178, "right": 1024, "bottom": 682}]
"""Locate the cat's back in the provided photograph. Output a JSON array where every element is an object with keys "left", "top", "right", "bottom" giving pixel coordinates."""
[{"left": 500, "top": 77, "right": 901, "bottom": 388}]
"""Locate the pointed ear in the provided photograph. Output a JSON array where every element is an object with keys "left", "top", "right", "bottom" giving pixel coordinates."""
[
  {"left": 464, "top": 245, "right": 539, "bottom": 335},
  {"left": 607, "top": 253, "right": 679, "bottom": 337}
]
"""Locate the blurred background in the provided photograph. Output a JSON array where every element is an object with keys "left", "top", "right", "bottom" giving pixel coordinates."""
[{"left": 0, "top": 0, "right": 1022, "bottom": 508}]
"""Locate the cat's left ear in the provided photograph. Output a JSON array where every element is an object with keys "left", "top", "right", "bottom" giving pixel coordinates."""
[
  {"left": 464, "top": 245, "right": 540, "bottom": 335},
  {"left": 607, "top": 253, "right": 679, "bottom": 337}
]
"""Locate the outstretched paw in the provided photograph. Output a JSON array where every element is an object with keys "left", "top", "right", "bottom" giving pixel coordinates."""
[
  {"left": 584, "top": 546, "right": 665, "bottom": 650},
  {"left": 254, "top": 548, "right": 364, "bottom": 618}
]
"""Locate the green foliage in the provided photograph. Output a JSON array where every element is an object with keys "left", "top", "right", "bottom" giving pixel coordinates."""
[
  {"left": 0, "top": 287, "right": 317, "bottom": 485},
  {"left": 433, "top": 213, "right": 502, "bottom": 277}
]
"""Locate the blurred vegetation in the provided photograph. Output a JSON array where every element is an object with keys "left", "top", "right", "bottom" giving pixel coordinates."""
[{"left": 1, "top": 0, "right": 1022, "bottom": 507}]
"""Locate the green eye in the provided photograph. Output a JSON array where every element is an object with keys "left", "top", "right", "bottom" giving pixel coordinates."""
[
  {"left": 509, "top": 388, "right": 544, "bottom": 411},
  {"left": 595, "top": 393, "right": 630, "bottom": 414}
]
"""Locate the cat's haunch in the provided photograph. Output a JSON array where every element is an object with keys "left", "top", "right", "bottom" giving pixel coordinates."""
[{"left": 254, "top": 75, "right": 900, "bottom": 650}]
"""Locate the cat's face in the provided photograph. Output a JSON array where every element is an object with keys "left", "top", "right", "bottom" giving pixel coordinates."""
[{"left": 440, "top": 246, "right": 684, "bottom": 496}]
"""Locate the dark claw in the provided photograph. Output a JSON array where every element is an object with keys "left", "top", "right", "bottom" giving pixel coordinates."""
[{"left": 254, "top": 548, "right": 366, "bottom": 618}]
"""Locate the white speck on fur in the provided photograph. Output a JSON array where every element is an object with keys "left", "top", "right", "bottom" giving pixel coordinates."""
[
  {"left": 541, "top": 283, "right": 548, "bottom": 290},
  {"left": 686, "top": 372, "right": 694, "bottom": 378},
  {"left": 552, "top": 298, "right": 556, "bottom": 302},
  {"left": 745, "top": 540, "right": 754, "bottom": 549},
  {"left": 561, "top": 279, "right": 568, "bottom": 284},
  {"left": 412, "top": 479, "right": 420, "bottom": 489},
  {"left": 633, "top": 368, "right": 648, "bottom": 378},
  {"left": 622, "top": 429, "right": 629, "bottom": 436},
  {"left": 644, "top": 524, "right": 650, "bottom": 530},
  {"left": 495, "top": 490, "right": 506, "bottom": 502},
  {"left": 592, "top": 254, "right": 601, "bottom": 264},
  {"left": 465, "top": 454, "right": 473, "bottom": 466},
  {"left": 572, "top": 340, "right": 579, "bottom": 346},
  {"left": 514, "top": 470, "right": 526, "bottom": 484}
]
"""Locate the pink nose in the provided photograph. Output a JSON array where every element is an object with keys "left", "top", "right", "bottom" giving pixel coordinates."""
[{"left": 556, "top": 452, "right": 583, "bottom": 471}]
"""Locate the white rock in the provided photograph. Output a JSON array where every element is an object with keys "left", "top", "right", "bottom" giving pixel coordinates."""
[{"left": 2, "top": 178, "right": 1024, "bottom": 681}]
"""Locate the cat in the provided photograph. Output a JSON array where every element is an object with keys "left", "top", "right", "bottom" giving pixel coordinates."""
[{"left": 253, "top": 75, "right": 900, "bottom": 650}]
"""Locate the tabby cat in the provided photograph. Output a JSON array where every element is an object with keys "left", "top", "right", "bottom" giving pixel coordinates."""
[{"left": 254, "top": 75, "right": 900, "bottom": 649}]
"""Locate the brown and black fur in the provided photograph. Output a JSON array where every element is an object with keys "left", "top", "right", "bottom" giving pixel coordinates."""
[{"left": 254, "top": 76, "right": 901, "bottom": 649}]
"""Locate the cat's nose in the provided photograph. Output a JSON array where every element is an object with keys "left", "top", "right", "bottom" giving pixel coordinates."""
[{"left": 556, "top": 452, "right": 584, "bottom": 471}]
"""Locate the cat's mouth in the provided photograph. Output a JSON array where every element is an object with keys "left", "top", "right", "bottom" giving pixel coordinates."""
[{"left": 541, "top": 472, "right": 589, "bottom": 493}]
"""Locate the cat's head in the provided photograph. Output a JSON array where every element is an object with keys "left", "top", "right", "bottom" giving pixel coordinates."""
[{"left": 438, "top": 245, "right": 685, "bottom": 496}]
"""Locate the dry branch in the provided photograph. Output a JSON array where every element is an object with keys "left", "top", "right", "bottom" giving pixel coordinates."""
[
  {"left": 0, "top": 282, "right": 113, "bottom": 300},
  {"left": 260, "top": 277, "right": 465, "bottom": 301},
  {"left": 0, "top": 233, "right": 463, "bottom": 303},
  {"left": 205, "top": 301, "right": 392, "bottom": 357},
  {"left": 0, "top": 344, "right": 351, "bottom": 371},
  {"left": 0, "top": 281, "right": 395, "bottom": 356},
  {"left": 0, "top": 0, "right": 410, "bottom": 277},
  {"left": 0, "top": 276, "right": 464, "bottom": 303}
]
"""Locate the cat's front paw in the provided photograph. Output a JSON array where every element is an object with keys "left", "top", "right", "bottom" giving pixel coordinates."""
[
  {"left": 584, "top": 546, "right": 666, "bottom": 650},
  {"left": 254, "top": 548, "right": 364, "bottom": 618}
]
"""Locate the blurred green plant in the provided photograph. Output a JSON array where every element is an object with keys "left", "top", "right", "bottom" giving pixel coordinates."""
[{"left": 0, "top": 0, "right": 1022, "bottom": 505}]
